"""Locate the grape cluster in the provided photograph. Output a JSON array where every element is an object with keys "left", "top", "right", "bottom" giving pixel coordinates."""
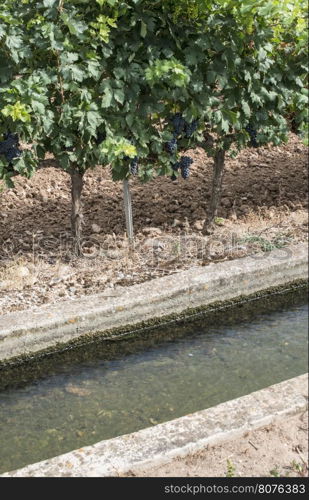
[
  {"left": 129, "top": 156, "right": 139, "bottom": 176},
  {"left": 180, "top": 156, "right": 193, "bottom": 179},
  {"left": 184, "top": 119, "right": 199, "bottom": 138},
  {"left": 165, "top": 136, "right": 178, "bottom": 154},
  {"left": 0, "top": 133, "right": 19, "bottom": 154},
  {"left": 5, "top": 147, "right": 22, "bottom": 162},
  {"left": 171, "top": 113, "right": 199, "bottom": 139},
  {"left": 165, "top": 131, "right": 178, "bottom": 179},
  {"left": 0, "top": 133, "right": 21, "bottom": 167},
  {"left": 170, "top": 161, "right": 180, "bottom": 181},
  {"left": 171, "top": 161, "right": 180, "bottom": 172},
  {"left": 170, "top": 156, "right": 193, "bottom": 180},
  {"left": 245, "top": 124, "right": 258, "bottom": 148},
  {"left": 95, "top": 131, "right": 106, "bottom": 145},
  {"left": 171, "top": 113, "right": 186, "bottom": 135}
]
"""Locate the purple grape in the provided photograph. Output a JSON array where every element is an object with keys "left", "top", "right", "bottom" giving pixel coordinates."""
[
  {"left": 180, "top": 156, "right": 193, "bottom": 179},
  {"left": 245, "top": 124, "right": 258, "bottom": 148},
  {"left": 165, "top": 137, "right": 178, "bottom": 154},
  {"left": 130, "top": 156, "right": 139, "bottom": 175},
  {"left": 171, "top": 113, "right": 186, "bottom": 135},
  {"left": 184, "top": 119, "right": 199, "bottom": 138}
]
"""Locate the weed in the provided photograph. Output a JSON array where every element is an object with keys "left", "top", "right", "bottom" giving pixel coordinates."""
[
  {"left": 239, "top": 234, "right": 290, "bottom": 252},
  {"left": 269, "top": 466, "right": 281, "bottom": 477},
  {"left": 290, "top": 460, "right": 308, "bottom": 477},
  {"left": 226, "top": 459, "right": 236, "bottom": 478}
]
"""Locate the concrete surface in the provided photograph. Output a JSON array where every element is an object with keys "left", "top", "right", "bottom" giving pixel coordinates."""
[
  {"left": 1, "top": 374, "right": 307, "bottom": 477},
  {"left": 0, "top": 243, "right": 307, "bottom": 364}
]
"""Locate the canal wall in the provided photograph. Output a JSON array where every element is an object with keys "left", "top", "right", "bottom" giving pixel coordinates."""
[{"left": 0, "top": 242, "right": 307, "bottom": 365}]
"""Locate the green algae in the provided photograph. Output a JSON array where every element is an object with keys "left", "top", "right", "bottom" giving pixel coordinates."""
[{"left": 0, "top": 280, "right": 307, "bottom": 388}]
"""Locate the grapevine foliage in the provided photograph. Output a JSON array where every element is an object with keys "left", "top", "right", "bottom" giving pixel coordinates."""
[{"left": 0, "top": 0, "right": 307, "bottom": 189}]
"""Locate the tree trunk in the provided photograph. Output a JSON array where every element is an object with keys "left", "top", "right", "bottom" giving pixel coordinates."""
[
  {"left": 123, "top": 179, "right": 134, "bottom": 248},
  {"left": 203, "top": 149, "right": 226, "bottom": 234},
  {"left": 70, "top": 167, "right": 84, "bottom": 256}
]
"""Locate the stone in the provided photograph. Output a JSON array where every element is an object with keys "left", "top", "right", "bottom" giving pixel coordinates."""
[
  {"left": 143, "top": 239, "right": 165, "bottom": 251},
  {"left": 221, "top": 198, "right": 232, "bottom": 208},
  {"left": 193, "top": 220, "right": 205, "bottom": 232},
  {"left": 56, "top": 265, "right": 71, "bottom": 278},
  {"left": 142, "top": 227, "right": 163, "bottom": 236},
  {"left": 40, "top": 191, "right": 49, "bottom": 203},
  {"left": 91, "top": 224, "right": 102, "bottom": 234},
  {"left": 105, "top": 249, "right": 124, "bottom": 260},
  {"left": 239, "top": 204, "right": 250, "bottom": 213},
  {"left": 15, "top": 266, "right": 30, "bottom": 278}
]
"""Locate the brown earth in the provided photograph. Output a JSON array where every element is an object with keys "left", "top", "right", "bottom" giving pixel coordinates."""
[
  {"left": 0, "top": 133, "right": 308, "bottom": 314},
  {"left": 121, "top": 410, "right": 309, "bottom": 478}
]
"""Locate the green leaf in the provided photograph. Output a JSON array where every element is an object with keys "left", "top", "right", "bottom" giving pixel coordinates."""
[
  {"left": 140, "top": 21, "right": 147, "bottom": 38},
  {"left": 222, "top": 109, "right": 238, "bottom": 124},
  {"left": 114, "top": 88, "right": 125, "bottom": 105},
  {"left": 43, "top": 0, "right": 58, "bottom": 7},
  {"left": 241, "top": 100, "right": 251, "bottom": 117},
  {"left": 101, "top": 88, "right": 113, "bottom": 108},
  {"left": 87, "top": 110, "right": 103, "bottom": 130},
  {"left": 221, "top": 117, "right": 229, "bottom": 133},
  {"left": 31, "top": 100, "right": 45, "bottom": 115},
  {"left": 60, "top": 13, "right": 87, "bottom": 37},
  {"left": 126, "top": 115, "right": 134, "bottom": 127},
  {"left": 206, "top": 71, "right": 216, "bottom": 84},
  {"left": 62, "top": 65, "right": 86, "bottom": 82}
]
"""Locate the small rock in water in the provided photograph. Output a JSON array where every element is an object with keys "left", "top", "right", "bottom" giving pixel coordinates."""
[
  {"left": 149, "top": 418, "right": 159, "bottom": 425},
  {"left": 65, "top": 384, "right": 91, "bottom": 397},
  {"left": 46, "top": 428, "right": 57, "bottom": 435}
]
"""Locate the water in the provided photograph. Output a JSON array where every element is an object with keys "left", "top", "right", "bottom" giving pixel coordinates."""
[{"left": 0, "top": 289, "right": 307, "bottom": 474}]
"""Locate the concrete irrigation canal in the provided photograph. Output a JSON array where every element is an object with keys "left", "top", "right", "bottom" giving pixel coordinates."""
[{"left": 0, "top": 244, "right": 308, "bottom": 476}]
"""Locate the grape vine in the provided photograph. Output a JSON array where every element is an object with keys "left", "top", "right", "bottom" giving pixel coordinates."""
[{"left": 0, "top": 0, "right": 307, "bottom": 248}]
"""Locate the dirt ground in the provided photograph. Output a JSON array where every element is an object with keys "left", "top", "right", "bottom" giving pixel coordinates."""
[
  {"left": 121, "top": 410, "right": 309, "bottom": 478},
  {"left": 0, "top": 133, "right": 308, "bottom": 314}
]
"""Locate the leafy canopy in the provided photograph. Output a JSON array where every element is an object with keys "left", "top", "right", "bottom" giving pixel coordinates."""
[{"left": 0, "top": 0, "right": 307, "bottom": 186}]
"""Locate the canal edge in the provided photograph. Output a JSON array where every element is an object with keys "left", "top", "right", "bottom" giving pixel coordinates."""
[{"left": 0, "top": 242, "right": 308, "bottom": 365}]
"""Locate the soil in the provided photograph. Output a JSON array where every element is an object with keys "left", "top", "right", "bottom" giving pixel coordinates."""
[
  {"left": 0, "top": 133, "right": 308, "bottom": 315},
  {"left": 121, "top": 410, "right": 309, "bottom": 478}
]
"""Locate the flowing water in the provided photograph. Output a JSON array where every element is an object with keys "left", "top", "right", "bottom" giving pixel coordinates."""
[{"left": 0, "top": 288, "right": 307, "bottom": 474}]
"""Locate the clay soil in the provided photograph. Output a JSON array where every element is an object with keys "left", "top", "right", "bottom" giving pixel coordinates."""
[
  {"left": 121, "top": 410, "right": 309, "bottom": 478},
  {"left": 0, "top": 133, "right": 308, "bottom": 314}
]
